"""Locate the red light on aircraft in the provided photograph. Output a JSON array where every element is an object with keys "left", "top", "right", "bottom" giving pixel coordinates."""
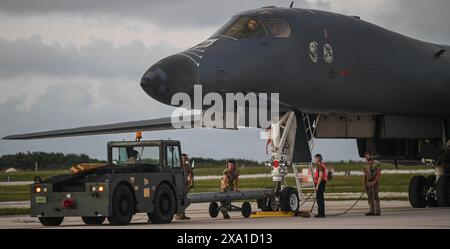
[
  {"left": 340, "top": 70, "right": 351, "bottom": 77},
  {"left": 273, "top": 160, "right": 279, "bottom": 168}
]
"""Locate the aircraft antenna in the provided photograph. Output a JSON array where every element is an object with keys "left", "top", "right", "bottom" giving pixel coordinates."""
[{"left": 290, "top": 1, "right": 294, "bottom": 8}]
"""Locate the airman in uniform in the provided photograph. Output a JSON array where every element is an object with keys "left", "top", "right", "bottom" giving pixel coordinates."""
[
  {"left": 247, "top": 19, "right": 259, "bottom": 31},
  {"left": 363, "top": 151, "right": 382, "bottom": 216},
  {"left": 221, "top": 160, "right": 240, "bottom": 193},
  {"left": 220, "top": 160, "right": 240, "bottom": 219},
  {"left": 176, "top": 153, "right": 193, "bottom": 220},
  {"left": 313, "top": 154, "right": 328, "bottom": 218},
  {"left": 126, "top": 148, "right": 138, "bottom": 164}
]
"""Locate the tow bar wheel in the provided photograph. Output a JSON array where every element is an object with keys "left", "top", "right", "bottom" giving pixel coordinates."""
[
  {"left": 209, "top": 202, "right": 219, "bottom": 218},
  {"left": 280, "top": 187, "right": 299, "bottom": 212},
  {"left": 241, "top": 202, "right": 252, "bottom": 218}
]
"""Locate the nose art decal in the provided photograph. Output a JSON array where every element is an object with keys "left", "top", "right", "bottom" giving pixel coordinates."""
[
  {"left": 323, "top": 43, "right": 334, "bottom": 64},
  {"left": 309, "top": 41, "right": 319, "bottom": 63},
  {"left": 177, "top": 39, "right": 219, "bottom": 67}
]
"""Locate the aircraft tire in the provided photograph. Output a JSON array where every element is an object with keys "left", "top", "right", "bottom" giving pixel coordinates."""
[
  {"left": 280, "top": 187, "right": 299, "bottom": 212},
  {"left": 260, "top": 199, "right": 273, "bottom": 211},
  {"left": 437, "top": 175, "right": 450, "bottom": 207},
  {"left": 409, "top": 176, "right": 428, "bottom": 208},
  {"left": 107, "top": 184, "right": 135, "bottom": 225},
  {"left": 426, "top": 175, "right": 439, "bottom": 207},
  {"left": 260, "top": 195, "right": 279, "bottom": 211},
  {"left": 149, "top": 184, "right": 176, "bottom": 224}
]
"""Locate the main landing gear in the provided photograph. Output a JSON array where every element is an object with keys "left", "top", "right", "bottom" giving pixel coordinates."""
[{"left": 409, "top": 165, "right": 450, "bottom": 208}]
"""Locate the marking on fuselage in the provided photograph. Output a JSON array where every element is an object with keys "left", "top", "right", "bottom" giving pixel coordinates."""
[
  {"left": 184, "top": 51, "right": 203, "bottom": 59},
  {"left": 188, "top": 48, "right": 205, "bottom": 53},
  {"left": 214, "top": 35, "right": 237, "bottom": 41},
  {"left": 177, "top": 53, "right": 200, "bottom": 67},
  {"left": 323, "top": 43, "right": 334, "bottom": 64},
  {"left": 196, "top": 38, "right": 220, "bottom": 48},
  {"left": 309, "top": 41, "right": 319, "bottom": 63}
]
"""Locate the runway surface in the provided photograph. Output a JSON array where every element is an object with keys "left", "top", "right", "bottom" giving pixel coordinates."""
[{"left": 1, "top": 201, "right": 449, "bottom": 229}]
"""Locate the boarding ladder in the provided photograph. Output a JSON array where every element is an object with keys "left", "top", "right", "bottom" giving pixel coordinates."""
[{"left": 292, "top": 113, "right": 320, "bottom": 202}]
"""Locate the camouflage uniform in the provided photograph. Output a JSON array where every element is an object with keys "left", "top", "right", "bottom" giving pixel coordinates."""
[
  {"left": 183, "top": 161, "right": 193, "bottom": 191},
  {"left": 175, "top": 158, "right": 193, "bottom": 220},
  {"left": 364, "top": 160, "right": 381, "bottom": 215},
  {"left": 220, "top": 168, "right": 239, "bottom": 219},
  {"left": 221, "top": 168, "right": 239, "bottom": 192}
]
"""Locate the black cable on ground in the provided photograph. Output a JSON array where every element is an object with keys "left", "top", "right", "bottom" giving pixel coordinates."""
[
  {"left": 299, "top": 192, "right": 315, "bottom": 208},
  {"left": 309, "top": 197, "right": 316, "bottom": 214},
  {"left": 308, "top": 192, "right": 365, "bottom": 217}
]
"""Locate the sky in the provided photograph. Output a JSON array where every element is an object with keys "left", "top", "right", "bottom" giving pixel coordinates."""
[{"left": 1, "top": 0, "right": 450, "bottom": 162}]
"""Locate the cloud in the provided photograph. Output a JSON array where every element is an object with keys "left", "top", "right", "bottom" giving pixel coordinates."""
[
  {"left": 10, "top": 1, "right": 434, "bottom": 161},
  {"left": 0, "top": 81, "right": 273, "bottom": 160},
  {"left": 2, "top": 0, "right": 450, "bottom": 45},
  {"left": 0, "top": 86, "right": 358, "bottom": 161},
  {"left": 0, "top": 0, "right": 320, "bottom": 29},
  {"left": 382, "top": 0, "right": 450, "bottom": 44},
  {"left": 323, "top": 0, "right": 450, "bottom": 44},
  {"left": 0, "top": 35, "right": 178, "bottom": 79}
]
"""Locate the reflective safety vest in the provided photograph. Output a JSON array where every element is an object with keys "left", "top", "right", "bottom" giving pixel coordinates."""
[{"left": 313, "top": 162, "right": 328, "bottom": 184}]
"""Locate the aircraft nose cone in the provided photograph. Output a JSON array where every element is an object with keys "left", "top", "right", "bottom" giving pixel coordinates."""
[
  {"left": 140, "top": 55, "right": 198, "bottom": 105},
  {"left": 140, "top": 68, "right": 168, "bottom": 95}
]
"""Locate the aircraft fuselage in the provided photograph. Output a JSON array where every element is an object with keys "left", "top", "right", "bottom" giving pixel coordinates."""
[{"left": 140, "top": 7, "right": 450, "bottom": 116}]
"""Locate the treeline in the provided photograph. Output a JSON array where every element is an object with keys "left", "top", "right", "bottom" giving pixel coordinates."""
[
  {"left": 191, "top": 157, "right": 263, "bottom": 168},
  {"left": 0, "top": 151, "right": 264, "bottom": 171},
  {"left": 0, "top": 152, "right": 104, "bottom": 170}
]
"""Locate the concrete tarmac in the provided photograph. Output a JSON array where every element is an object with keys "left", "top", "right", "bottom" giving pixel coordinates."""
[{"left": 0, "top": 201, "right": 449, "bottom": 229}]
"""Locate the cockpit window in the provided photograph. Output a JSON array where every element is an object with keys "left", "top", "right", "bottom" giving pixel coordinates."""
[
  {"left": 112, "top": 146, "right": 160, "bottom": 166},
  {"left": 215, "top": 16, "right": 268, "bottom": 39},
  {"left": 263, "top": 18, "right": 291, "bottom": 38}
]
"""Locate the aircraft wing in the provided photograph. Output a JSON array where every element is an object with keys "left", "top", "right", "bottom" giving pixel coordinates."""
[{"left": 2, "top": 115, "right": 210, "bottom": 140}]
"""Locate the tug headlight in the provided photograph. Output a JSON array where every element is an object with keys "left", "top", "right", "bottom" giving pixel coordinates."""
[
  {"left": 35, "top": 186, "right": 42, "bottom": 193},
  {"left": 90, "top": 184, "right": 105, "bottom": 193}
]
